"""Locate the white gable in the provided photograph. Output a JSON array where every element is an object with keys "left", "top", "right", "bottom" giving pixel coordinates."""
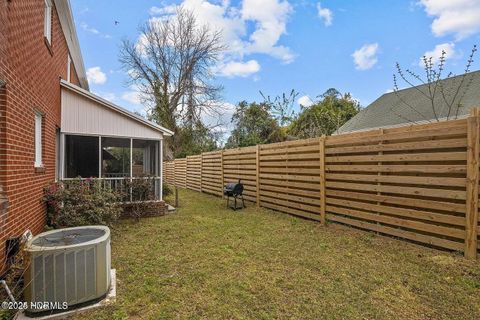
[{"left": 60, "top": 83, "right": 170, "bottom": 140}]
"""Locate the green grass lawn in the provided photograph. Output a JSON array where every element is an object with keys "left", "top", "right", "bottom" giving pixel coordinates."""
[{"left": 75, "top": 188, "right": 480, "bottom": 320}]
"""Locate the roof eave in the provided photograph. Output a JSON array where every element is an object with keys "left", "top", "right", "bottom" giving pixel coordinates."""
[{"left": 54, "top": 0, "right": 89, "bottom": 90}]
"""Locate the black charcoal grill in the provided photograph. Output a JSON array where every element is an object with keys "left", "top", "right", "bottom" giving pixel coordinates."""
[{"left": 224, "top": 179, "right": 245, "bottom": 210}]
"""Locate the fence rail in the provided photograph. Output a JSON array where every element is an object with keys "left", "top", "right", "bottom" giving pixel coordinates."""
[{"left": 163, "top": 111, "right": 480, "bottom": 259}]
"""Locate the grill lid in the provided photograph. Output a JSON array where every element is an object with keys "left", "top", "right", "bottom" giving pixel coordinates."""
[{"left": 224, "top": 180, "right": 244, "bottom": 195}]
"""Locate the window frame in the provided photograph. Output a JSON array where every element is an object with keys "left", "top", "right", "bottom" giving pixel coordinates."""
[
  {"left": 34, "top": 112, "right": 44, "bottom": 168},
  {"left": 44, "top": 0, "right": 52, "bottom": 45}
]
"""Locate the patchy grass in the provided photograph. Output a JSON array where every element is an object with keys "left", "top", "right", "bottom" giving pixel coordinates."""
[{"left": 75, "top": 189, "right": 480, "bottom": 320}]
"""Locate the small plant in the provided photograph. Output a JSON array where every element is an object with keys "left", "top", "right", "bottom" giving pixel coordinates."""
[
  {"left": 163, "top": 183, "right": 173, "bottom": 198},
  {"left": 43, "top": 179, "right": 122, "bottom": 229},
  {"left": 125, "top": 176, "right": 156, "bottom": 203},
  {"left": 124, "top": 176, "right": 159, "bottom": 221},
  {"left": 0, "top": 239, "right": 31, "bottom": 320}
]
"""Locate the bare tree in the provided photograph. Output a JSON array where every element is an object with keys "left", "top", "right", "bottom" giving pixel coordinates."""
[
  {"left": 392, "top": 45, "right": 477, "bottom": 123},
  {"left": 119, "top": 7, "right": 226, "bottom": 157}
]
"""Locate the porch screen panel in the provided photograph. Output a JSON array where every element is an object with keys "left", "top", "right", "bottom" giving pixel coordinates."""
[
  {"left": 101, "top": 137, "right": 131, "bottom": 178},
  {"left": 65, "top": 135, "right": 99, "bottom": 178},
  {"left": 132, "top": 139, "right": 157, "bottom": 177}
]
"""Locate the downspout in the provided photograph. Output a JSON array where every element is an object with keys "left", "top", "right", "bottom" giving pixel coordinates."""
[{"left": 160, "top": 139, "right": 163, "bottom": 201}]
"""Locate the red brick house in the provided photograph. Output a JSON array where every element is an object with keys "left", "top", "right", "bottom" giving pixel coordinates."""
[{"left": 0, "top": 0, "right": 172, "bottom": 273}]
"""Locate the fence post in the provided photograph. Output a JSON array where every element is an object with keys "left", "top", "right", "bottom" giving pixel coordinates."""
[
  {"left": 200, "top": 153, "right": 203, "bottom": 193},
  {"left": 220, "top": 150, "right": 224, "bottom": 197},
  {"left": 465, "top": 108, "right": 479, "bottom": 259},
  {"left": 184, "top": 158, "right": 187, "bottom": 189},
  {"left": 319, "top": 135, "right": 326, "bottom": 225},
  {"left": 256, "top": 144, "right": 260, "bottom": 208}
]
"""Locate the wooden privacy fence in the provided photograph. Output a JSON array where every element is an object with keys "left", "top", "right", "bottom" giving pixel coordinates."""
[{"left": 164, "top": 112, "right": 480, "bottom": 259}]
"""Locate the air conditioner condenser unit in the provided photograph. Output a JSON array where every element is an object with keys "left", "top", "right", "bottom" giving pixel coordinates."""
[{"left": 23, "top": 226, "right": 111, "bottom": 315}]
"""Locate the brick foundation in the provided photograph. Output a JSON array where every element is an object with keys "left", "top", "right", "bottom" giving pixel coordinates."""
[{"left": 122, "top": 201, "right": 167, "bottom": 218}]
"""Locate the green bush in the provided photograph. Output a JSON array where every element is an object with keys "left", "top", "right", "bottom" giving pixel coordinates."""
[
  {"left": 44, "top": 179, "right": 122, "bottom": 229},
  {"left": 163, "top": 183, "right": 173, "bottom": 197}
]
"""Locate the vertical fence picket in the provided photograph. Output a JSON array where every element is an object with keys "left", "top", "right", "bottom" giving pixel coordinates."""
[
  {"left": 200, "top": 153, "right": 203, "bottom": 193},
  {"left": 220, "top": 150, "right": 224, "bottom": 198},
  {"left": 256, "top": 144, "right": 260, "bottom": 208},
  {"left": 319, "top": 135, "right": 326, "bottom": 225}
]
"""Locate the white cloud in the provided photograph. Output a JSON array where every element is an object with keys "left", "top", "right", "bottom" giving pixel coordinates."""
[
  {"left": 420, "top": 42, "right": 457, "bottom": 66},
  {"left": 148, "top": 0, "right": 295, "bottom": 68},
  {"left": 86, "top": 67, "right": 107, "bottom": 84},
  {"left": 122, "top": 90, "right": 142, "bottom": 105},
  {"left": 149, "top": 6, "right": 177, "bottom": 15},
  {"left": 352, "top": 43, "right": 379, "bottom": 71},
  {"left": 80, "top": 22, "right": 111, "bottom": 39},
  {"left": 316, "top": 2, "right": 333, "bottom": 26},
  {"left": 217, "top": 60, "right": 260, "bottom": 77},
  {"left": 80, "top": 22, "right": 99, "bottom": 34},
  {"left": 419, "top": 0, "right": 480, "bottom": 40},
  {"left": 298, "top": 95, "right": 314, "bottom": 107},
  {"left": 241, "top": 0, "right": 295, "bottom": 63}
]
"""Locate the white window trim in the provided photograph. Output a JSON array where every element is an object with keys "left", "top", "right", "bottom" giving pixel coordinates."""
[
  {"left": 34, "top": 112, "right": 43, "bottom": 168},
  {"left": 44, "top": 0, "right": 52, "bottom": 45}
]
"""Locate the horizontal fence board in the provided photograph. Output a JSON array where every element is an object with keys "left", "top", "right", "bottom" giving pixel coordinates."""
[
  {"left": 326, "top": 181, "right": 466, "bottom": 200},
  {"left": 325, "top": 138, "right": 467, "bottom": 155},
  {"left": 327, "top": 189, "right": 466, "bottom": 214},
  {"left": 261, "top": 201, "right": 321, "bottom": 221},
  {"left": 326, "top": 125, "right": 467, "bottom": 146},
  {"left": 326, "top": 151, "right": 467, "bottom": 163},
  {"left": 326, "top": 204, "right": 464, "bottom": 239},
  {"left": 327, "top": 173, "right": 466, "bottom": 187},
  {"left": 325, "top": 164, "right": 466, "bottom": 174},
  {"left": 326, "top": 197, "right": 465, "bottom": 226},
  {"left": 327, "top": 214, "right": 464, "bottom": 251},
  {"left": 326, "top": 119, "right": 467, "bottom": 145}
]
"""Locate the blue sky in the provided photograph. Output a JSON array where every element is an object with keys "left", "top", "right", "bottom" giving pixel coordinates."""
[{"left": 71, "top": 0, "right": 480, "bottom": 130}]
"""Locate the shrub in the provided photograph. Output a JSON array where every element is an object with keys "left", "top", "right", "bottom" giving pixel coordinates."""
[
  {"left": 124, "top": 176, "right": 156, "bottom": 203},
  {"left": 123, "top": 176, "right": 168, "bottom": 221},
  {"left": 163, "top": 183, "right": 173, "bottom": 197},
  {"left": 44, "top": 179, "right": 122, "bottom": 229}
]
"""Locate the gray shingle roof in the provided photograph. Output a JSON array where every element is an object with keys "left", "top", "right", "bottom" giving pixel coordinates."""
[{"left": 337, "top": 70, "right": 480, "bottom": 134}]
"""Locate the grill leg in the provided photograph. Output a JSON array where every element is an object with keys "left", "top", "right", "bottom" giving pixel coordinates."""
[
  {"left": 234, "top": 197, "right": 237, "bottom": 211},
  {"left": 242, "top": 195, "right": 246, "bottom": 209}
]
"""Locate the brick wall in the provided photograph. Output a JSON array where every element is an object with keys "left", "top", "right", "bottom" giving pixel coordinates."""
[{"left": 0, "top": 0, "right": 82, "bottom": 273}]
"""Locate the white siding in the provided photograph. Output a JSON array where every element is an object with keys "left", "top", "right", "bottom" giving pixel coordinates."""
[{"left": 61, "top": 88, "right": 163, "bottom": 140}]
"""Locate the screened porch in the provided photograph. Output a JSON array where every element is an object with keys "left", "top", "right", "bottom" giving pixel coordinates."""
[{"left": 59, "top": 80, "right": 173, "bottom": 201}]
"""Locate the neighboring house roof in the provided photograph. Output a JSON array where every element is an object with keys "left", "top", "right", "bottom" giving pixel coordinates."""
[
  {"left": 60, "top": 80, "right": 174, "bottom": 137},
  {"left": 337, "top": 70, "right": 480, "bottom": 134},
  {"left": 54, "top": 0, "right": 89, "bottom": 90}
]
